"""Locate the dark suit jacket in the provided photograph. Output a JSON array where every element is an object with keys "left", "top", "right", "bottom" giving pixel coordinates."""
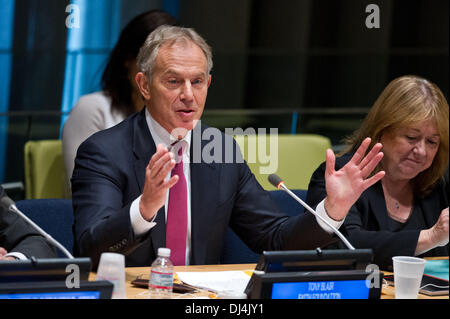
[
  {"left": 72, "top": 109, "right": 335, "bottom": 267},
  {"left": 307, "top": 153, "right": 449, "bottom": 269},
  {"left": 0, "top": 187, "right": 56, "bottom": 259}
]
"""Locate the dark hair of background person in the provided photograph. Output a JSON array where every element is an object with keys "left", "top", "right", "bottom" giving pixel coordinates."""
[{"left": 101, "top": 9, "right": 177, "bottom": 115}]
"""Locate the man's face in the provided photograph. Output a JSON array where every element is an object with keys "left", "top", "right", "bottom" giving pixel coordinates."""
[{"left": 136, "top": 40, "right": 211, "bottom": 137}]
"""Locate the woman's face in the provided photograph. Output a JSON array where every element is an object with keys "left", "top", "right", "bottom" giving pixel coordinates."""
[{"left": 380, "top": 119, "right": 440, "bottom": 182}]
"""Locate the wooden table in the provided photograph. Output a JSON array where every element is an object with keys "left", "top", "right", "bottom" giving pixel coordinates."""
[
  {"left": 89, "top": 259, "right": 448, "bottom": 299},
  {"left": 90, "top": 263, "right": 254, "bottom": 299}
]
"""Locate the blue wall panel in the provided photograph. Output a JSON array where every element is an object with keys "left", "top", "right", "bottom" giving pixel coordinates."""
[
  {"left": 60, "top": 0, "right": 122, "bottom": 128},
  {"left": 0, "top": 0, "right": 16, "bottom": 182}
]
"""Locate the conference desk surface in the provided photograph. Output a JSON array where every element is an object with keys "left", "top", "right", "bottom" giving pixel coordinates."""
[{"left": 89, "top": 260, "right": 449, "bottom": 300}]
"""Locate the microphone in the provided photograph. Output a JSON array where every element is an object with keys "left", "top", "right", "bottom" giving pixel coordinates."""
[
  {"left": 0, "top": 194, "right": 74, "bottom": 259},
  {"left": 268, "top": 174, "right": 355, "bottom": 250}
]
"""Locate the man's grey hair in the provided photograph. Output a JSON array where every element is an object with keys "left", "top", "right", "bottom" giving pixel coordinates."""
[{"left": 137, "top": 25, "right": 213, "bottom": 82}]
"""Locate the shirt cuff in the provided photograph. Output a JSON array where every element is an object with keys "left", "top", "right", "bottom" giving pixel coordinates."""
[
  {"left": 314, "top": 199, "right": 345, "bottom": 234},
  {"left": 130, "top": 195, "right": 157, "bottom": 237},
  {"left": 4, "top": 252, "right": 27, "bottom": 260}
]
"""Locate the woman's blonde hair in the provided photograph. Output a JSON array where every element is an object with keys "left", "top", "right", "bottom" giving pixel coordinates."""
[{"left": 342, "top": 75, "right": 449, "bottom": 196}]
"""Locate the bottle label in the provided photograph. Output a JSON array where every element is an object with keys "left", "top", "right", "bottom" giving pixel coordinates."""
[{"left": 149, "top": 270, "right": 173, "bottom": 290}]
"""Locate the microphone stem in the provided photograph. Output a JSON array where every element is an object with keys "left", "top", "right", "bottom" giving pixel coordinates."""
[
  {"left": 280, "top": 184, "right": 356, "bottom": 250},
  {"left": 10, "top": 204, "right": 74, "bottom": 259}
]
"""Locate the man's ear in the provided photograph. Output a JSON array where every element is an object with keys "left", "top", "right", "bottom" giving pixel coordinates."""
[
  {"left": 135, "top": 72, "right": 151, "bottom": 100},
  {"left": 207, "top": 74, "right": 212, "bottom": 88}
]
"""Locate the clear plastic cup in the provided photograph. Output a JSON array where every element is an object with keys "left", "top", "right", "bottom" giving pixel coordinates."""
[
  {"left": 96, "top": 252, "right": 127, "bottom": 299},
  {"left": 392, "top": 256, "right": 425, "bottom": 299}
]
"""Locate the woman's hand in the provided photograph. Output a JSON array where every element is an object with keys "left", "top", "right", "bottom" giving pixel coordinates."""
[
  {"left": 429, "top": 208, "right": 449, "bottom": 247},
  {"left": 416, "top": 208, "right": 448, "bottom": 255},
  {"left": 324, "top": 137, "right": 385, "bottom": 221}
]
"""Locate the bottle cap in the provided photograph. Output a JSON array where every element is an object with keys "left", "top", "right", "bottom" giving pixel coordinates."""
[{"left": 158, "top": 248, "right": 171, "bottom": 257}]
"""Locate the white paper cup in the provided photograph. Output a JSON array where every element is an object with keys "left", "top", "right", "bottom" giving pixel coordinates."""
[
  {"left": 96, "top": 252, "right": 127, "bottom": 299},
  {"left": 392, "top": 256, "right": 425, "bottom": 299}
]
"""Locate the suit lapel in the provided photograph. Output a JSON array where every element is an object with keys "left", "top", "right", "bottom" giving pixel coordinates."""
[{"left": 132, "top": 109, "right": 155, "bottom": 192}]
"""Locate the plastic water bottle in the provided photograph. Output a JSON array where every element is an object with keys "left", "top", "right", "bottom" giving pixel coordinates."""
[{"left": 148, "top": 248, "right": 174, "bottom": 299}]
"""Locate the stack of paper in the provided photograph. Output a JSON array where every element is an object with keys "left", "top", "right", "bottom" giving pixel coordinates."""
[{"left": 176, "top": 271, "right": 252, "bottom": 293}]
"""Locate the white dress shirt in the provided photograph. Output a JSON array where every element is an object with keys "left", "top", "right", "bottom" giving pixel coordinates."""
[
  {"left": 4, "top": 252, "right": 26, "bottom": 260},
  {"left": 130, "top": 109, "right": 344, "bottom": 265}
]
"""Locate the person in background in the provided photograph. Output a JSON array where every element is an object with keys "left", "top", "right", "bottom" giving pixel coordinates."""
[
  {"left": 71, "top": 25, "right": 385, "bottom": 268},
  {"left": 62, "top": 10, "right": 177, "bottom": 188},
  {"left": 307, "top": 75, "right": 449, "bottom": 269},
  {"left": 0, "top": 186, "right": 56, "bottom": 260}
]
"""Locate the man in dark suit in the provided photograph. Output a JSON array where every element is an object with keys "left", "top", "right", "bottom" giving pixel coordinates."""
[
  {"left": 72, "top": 25, "right": 385, "bottom": 267},
  {"left": 0, "top": 186, "right": 56, "bottom": 260}
]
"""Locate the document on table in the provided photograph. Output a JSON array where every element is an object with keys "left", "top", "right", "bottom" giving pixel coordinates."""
[{"left": 176, "top": 270, "right": 252, "bottom": 293}]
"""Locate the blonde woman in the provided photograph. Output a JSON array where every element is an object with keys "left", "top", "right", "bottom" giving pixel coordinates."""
[{"left": 307, "top": 75, "right": 449, "bottom": 269}]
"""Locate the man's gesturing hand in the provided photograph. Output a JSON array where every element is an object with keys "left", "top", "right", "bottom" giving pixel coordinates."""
[
  {"left": 139, "top": 144, "right": 179, "bottom": 221},
  {"left": 0, "top": 247, "right": 15, "bottom": 261},
  {"left": 324, "top": 137, "right": 385, "bottom": 221}
]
